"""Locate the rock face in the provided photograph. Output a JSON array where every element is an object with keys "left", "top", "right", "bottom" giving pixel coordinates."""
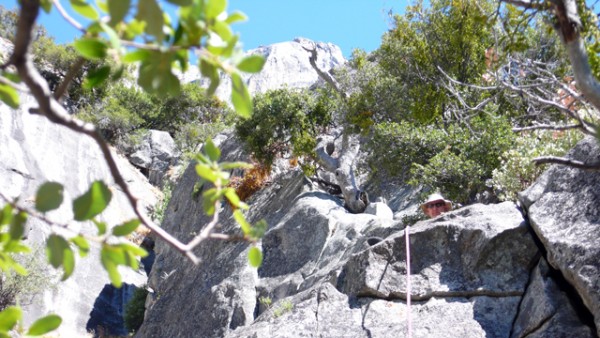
[
  {"left": 137, "top": 135, "right": 600, "bottom": 337},
  {"left": 0, "top": 94, "right": 158, "bottom": 336},
  {"left": 187, "top": 37, "right": 346, "bottom": 102},
  {"left": 128, "top": 129, "right": 180, "bottom": 187},
  {"left": 520, "top": 136, "right": 600, "bottom": 336}
]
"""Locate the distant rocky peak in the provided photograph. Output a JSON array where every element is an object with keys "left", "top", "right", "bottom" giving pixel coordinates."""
[{"left": 183, "top": 37, "right": 346, "bottom": 102}]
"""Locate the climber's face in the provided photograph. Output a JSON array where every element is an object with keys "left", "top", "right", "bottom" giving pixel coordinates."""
[{"left": 424, "top": 200, "right": 449, "bottom": 218}]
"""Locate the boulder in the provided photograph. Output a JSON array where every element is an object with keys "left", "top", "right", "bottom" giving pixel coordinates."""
[
  {"left": 128, "top": 130, "right": 180, "bottom": 187},
  {"left": 519, "top": 136, "right": 600, "bottom": 336},
  {"left": 511, "top": 258, "right": 595, "bottom": 338}
]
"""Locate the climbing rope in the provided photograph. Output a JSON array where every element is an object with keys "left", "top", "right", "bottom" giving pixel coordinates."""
[{"left": 405, "top": 225, "right": 412, "bottom": 338}]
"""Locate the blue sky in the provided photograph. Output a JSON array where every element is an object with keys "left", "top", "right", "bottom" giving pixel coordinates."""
[{"left": 2, "top": 0, "right": 407, "bottom": 57}]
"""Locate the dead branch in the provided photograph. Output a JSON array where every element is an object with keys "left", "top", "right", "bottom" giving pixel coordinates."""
[{"left": 533, "top": 155, "right": 600, "bottom": 170}]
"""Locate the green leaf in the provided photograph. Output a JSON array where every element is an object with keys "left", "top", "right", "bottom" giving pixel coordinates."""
[
  {"left": 123, "top": 49, "right": 151, "bottom": 63},
  {"left": 0, "top": 205, "right": 13, "bottom": 227},
  {"left": 40, "top": 0, "right": 53, "bottom": 13},
  {"left": 195, "top": 164, "right": 218, "bottom": 183},
  {"left": 202, "top": 188, "right": 219, "bottom": 215},
  {"left": 233, "top": 210, "right": 251, "bottom": 235},
  {"left": 136, "top": 0, "right": 164, "bottom": 40},
  {"left": 199, "top": 59, "right": 220, "bottom": 96},
  {"left": 112, "top": 219, "right": 141, "bottom": 236},
  {"left": 117, "top": 243, "right": 148, "bottom": 257},
  {"left": 248, "top": 246, "right": 262, "bottom": 267},
  {"left": 70, "top": 0, "right": 100, "bottom": 20},
  {"left": 219, "top": 161, "right": 253, "bottom": 170},
  {"left": 46, "top": 235, "right": 66, "bottom": 268},
  {"left": 224, "top": 188, "right": 241, "bottom": 208},
  {"left": 70, "top": 235, "right": 90, "bottom": 257},
  {"left": 61, "top": 246, "right": 75, "bottom": 280},
  {"left": 225, "top": 11, "right": 247, "bottom": 24},
  {"left": 99, "top": 22, "right": 122, "bottom": 50},
  {"left": 83, "top": 65, "right": 111, "bottom": 89},
  {"left": 46, "top": 235, "right": 74, "bottom": 279},
  {"left": 206, "top": 0, "right": 226, "bottom": 19},
  {"left": 9, "top": 212, "right": 26, "bottom": 240},
  {"left": 26, "top": 314, "right": 62, "bottom": 336},
  {"left": 138, "top": 52, "right": 181, "bottom": 97},
  {"left": 204, "top": 139, "right": 221, "bottom": 161},
  {"left": 237, "top": 55, "right": 265, "bottom": 73},
  {"left": 73, "top": 181, "right": 112, "bottom": 221},
  {"left": 93, "top": 220, "right": 107, "bottom": 235},
  {"left": 73, "top": 38, "right": 108, "bottom": 60},
  {"left": 36, "top": 182, "right": 64, "bottom": 212},
  {"left": 231, "top": 72, "right": 252, "bottom": 118},
  {"left": 0, "top": 83, "right": 19, "bottom": 109},
  {"left": 250, "top": 219, "right": 267, "bottom": 239},
  {"left": 101, "top": 246, "right": 122, "bottom": 287},
  {"left": 212, "top": 21, "right": 233, "bottom": 43},
  {"left": 0, "top": 307, "right": 21, "bottom": 332},
  {"left": 108, "top": 0, "right": 130, "bottom": 25},
  {"left": 96, "top": 0, "right": 108, "bottom": 12},
  {"left": 166, "top": 0, "right": 192, "bottom": 5}
]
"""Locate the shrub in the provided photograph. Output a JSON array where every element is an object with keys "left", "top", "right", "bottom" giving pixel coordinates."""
[
  {"left": 228, "top": 163, "right": 271, "bottom": 202},
  {"left": 367, "top": 115, "right": 515, "bottom": 204},
  {"left": 491, "top": 130, "right": 582, "bottom": 201},
  {"left": 124, "top": 286, "right": 149, "bottom": 333},
  {"left": 235, "top": 88, "right": 333, "bottom": 166},
  {"left": 0, "top": 249, "right": 53, "bottom": 311}
]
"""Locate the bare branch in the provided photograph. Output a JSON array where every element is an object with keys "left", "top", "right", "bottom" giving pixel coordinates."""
[
  {"left": 513, "top": 123, "right": 582, "bottom": 132},
  {"left": 501, "top": 0, "right": 548, "bottom": 10},
  {"left": 534, "top": 155, "right": 600, "bottom": 170},
  {"left": 12, "top": 0, "right": 204, "bottom": 264},
  {"left": 51, "top": 0, "right": 85, "bottom": 32},
  {"left": 53, "top": 57, "right": 85, "bottom": 100},
  {"left": 0, "top": 75, "right": 29, "bottom": 93},
  {"left": 301, "top": 43, "right": 346, "bottom": 99}
]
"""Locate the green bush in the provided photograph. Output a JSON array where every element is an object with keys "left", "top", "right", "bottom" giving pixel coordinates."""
[
  {"left": 367, "top": 115, "right": 515, "bottom": 204},
  {"left": 491, "top": 130, "right": 582, "bottom": 201},
  {"left": 0, "top": 249, "right": 53, "bottom": 311},
  {"left": 235, "top": 88, "right": 334, "bottom": 166},
  {"left": 124, "top": 286, "right": 149, "bottom": 333}
]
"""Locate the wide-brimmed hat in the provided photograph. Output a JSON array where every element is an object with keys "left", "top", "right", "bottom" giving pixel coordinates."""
[{"left": 420, "top": 193, "right": 452, "bottom": 213}]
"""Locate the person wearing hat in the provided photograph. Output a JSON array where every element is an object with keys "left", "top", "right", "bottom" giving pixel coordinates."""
[{"left": 420, "top": 193, "right": 452, "bottom": 218}]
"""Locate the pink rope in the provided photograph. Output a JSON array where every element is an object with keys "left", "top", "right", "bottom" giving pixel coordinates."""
[{"left": 405, "top": 225, "right": 412, "bottom": 338}]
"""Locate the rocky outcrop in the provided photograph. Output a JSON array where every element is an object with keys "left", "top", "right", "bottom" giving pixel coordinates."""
[
  {"left": 0, "top": 94, "right": 158, "bottom": 336},
  {"left": 520, "top": 136, "right": 600, "bottom": 336},
  {"left": 185, "top": 38, "right": 345, "bottom": 102},
  {"left": 128, "top": 130, "right": 180, "bottom": 188},
  {"left": 136, "top": 134, "right": 600, "bottom": 337}
]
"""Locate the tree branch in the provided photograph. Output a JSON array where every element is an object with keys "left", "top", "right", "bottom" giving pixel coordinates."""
[
  {"left": 513, "top": 123, "right": 582, "bottom": 132},
  {"left": 533, "top": 155, "right": 600, "bottom": 170},
  {"left": 11, "top": 0, "right": 208, "bottom": 264},
  {"left": 53, "top": 56, "right": 85, "bottom": 100}
]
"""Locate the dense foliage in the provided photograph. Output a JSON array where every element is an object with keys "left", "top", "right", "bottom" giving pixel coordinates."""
[
  {"left": 235, "top": 88, "right": 335, "bottom": 166},
  {"left": 78, "top": 82, "right": 233, "bottom": 153},
  {"left": 124, "top": 286, "right": 149, "bottom": 333}
]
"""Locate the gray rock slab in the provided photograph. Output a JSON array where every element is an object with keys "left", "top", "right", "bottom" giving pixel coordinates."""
[
  {"left": 339, "top": 202, "right": 538, "bottom": 300},
  {"left": 519, "top": 136, "right": 600, "bottom": 336},
  {"left": 512, "top": 258, "right": 595, "bottom": 338}
]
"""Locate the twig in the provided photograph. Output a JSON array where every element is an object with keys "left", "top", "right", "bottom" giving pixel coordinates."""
[
  {"left": 512, "top": 123, "right": 581, "bottom": 132},
  {"left": 51, "top": 0, "right": 85, "bottom": 33},
  {"left": 53, "top": 57, "right": 85, "bottom": 100},
  {"left": 0, "top": 75, "right": 29, "bottom": 93},
  {"left": 533, "top": 156, "right": 600, "bottom": 170}
]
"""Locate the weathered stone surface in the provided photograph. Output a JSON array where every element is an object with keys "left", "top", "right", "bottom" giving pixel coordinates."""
[
  {"left": 364, "top": 201, "right": 394, "bottom": 221},
  {"left": 128, "top": 129, "right": 179, "bottom": 187},
  {"left": 519, "top": 136, "right": 600, "bottom": 336},
  {"left": 228, "top": 282, "right": 521, "bottom": 338},
  {"left": 512, "top": 258, "right": 595, "bottom": 338},
  {"left": 339, "top": 202, "right": 538, "bottom": 300},
  {"left": 0, "top": 95, "right": 156, "bottom": 336}
]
